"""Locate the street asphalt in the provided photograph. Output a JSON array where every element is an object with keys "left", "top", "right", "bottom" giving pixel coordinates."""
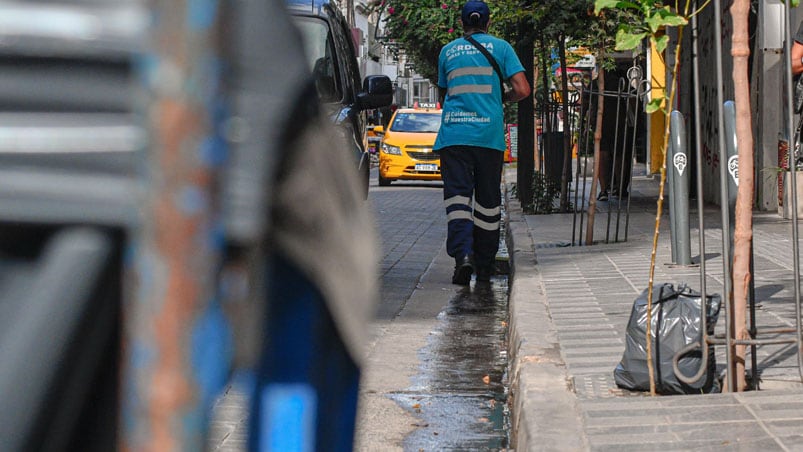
[{"left": 504, "top": 167, "right": 803, "bottom": 451}]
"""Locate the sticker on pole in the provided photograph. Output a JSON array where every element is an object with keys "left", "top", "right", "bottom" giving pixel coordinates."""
[
  {"left": 673, "top": 153, "right": 687, "bottom": 177},
  {"left": 728, "top": 155, "right": 739, "bottom": 186}
]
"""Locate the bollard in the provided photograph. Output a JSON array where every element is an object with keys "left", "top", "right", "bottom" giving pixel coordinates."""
[
  {"left": 723, "top": 101, "right": 738, "bottom": 251},
  {"left": 667, "top": 126, "right": 677, "bottom": 263},
  {"left": 669, "top": 111, "right": 692, "bottom": 265}
]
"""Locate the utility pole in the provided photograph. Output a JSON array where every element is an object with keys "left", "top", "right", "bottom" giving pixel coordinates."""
[{"left": 517, "top": 15, "right": 535, "bottom": 207}]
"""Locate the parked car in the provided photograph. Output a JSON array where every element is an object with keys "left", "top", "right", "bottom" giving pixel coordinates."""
[
  {"left": 287, "top": 0, "right": 393, "bottom": 197},
  {"left": 377, "top": 103, "right": 443, "bottom": 186}
]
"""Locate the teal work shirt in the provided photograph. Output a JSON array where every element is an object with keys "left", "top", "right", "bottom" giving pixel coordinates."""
[{"left": 434, "top": 33, "right": 524, "bottom": 152}]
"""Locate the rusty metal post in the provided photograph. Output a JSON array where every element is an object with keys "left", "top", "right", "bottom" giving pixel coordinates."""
[{"left": 121, "top": 1, "right": 231, "bottom": 450}]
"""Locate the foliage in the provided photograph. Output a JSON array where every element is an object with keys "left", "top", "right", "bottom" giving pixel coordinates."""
[
  {"left": 375, "top": 0, "right": 468, "bottom": 82},
  {"left": 374, "top": 0, "right": 604, "bottom": 83},
  {"left": 593, "top": 0, "right": 703, "bottom": 113},
  {"left": 528, "top": 171, "right": 561, "bottom": 214}
]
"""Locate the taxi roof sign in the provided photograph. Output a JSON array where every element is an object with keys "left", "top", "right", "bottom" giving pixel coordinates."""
[{"left": 414, "top": 102, "right": 440, "bottom": 109}]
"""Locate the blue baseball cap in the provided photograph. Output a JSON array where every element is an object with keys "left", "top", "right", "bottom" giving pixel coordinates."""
[{"left": 462, "top": 1, "right": 490, "bottom": 27}]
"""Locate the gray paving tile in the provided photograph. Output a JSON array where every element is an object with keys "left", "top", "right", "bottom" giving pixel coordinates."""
[
  {"left": 591, "top": 436, "right": 786, "bottom": 452},
  {"left": 746, "top": 401, "right": 803, "bottom": 420},
  {"left": 583, "top": 404, "right": 755, "bottom": 424},
  {"left": 553, "top": 324, "right": 616, "bottom": 332},
  {"left": 549, "top": 308, "right": 606, "bottom": 315},
  {"left": 568, "top": 366, "right": 618, "bottom": 376},
  {"left": 559, "top": 335, "right": 619, "bottom": 345},
  {"left": 550, "top": 313, "right": 611, "bottom": 320},
  {"left": 764, "top": 419, "right": 803, "bottom": 438},
  {"left": 777, "top": 435, "right": 803, "bottom": 450},
  {"left": 564, "top": 346, "right": 626, "bottom": 357},
  {"left": 560, "top": 338, "right": 625, "bottom": 347}
]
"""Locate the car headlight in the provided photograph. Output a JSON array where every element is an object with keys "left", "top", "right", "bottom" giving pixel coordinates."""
[{"left": 381, "top": 143, "right": 402, "bottom": 155}]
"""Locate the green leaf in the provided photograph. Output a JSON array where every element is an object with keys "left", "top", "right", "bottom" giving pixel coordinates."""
[
  {"left": 615, "top": 28, "right": 648, "bottom": 51},
  {"left": 646, "top": 97, "right": 664, "bottom": 113},
  {"left": 594, "top": 0, "right": 621, "bottom": 13},
  {"left": 654, "top": 34, "right": 669, "bottom": 53},
  {"left": 780, "top": 0, "right": 800, "bottom": 6},
  {"left": 594, "top": 0, "right": 642, "bottom": 14},
  {"left": 645, "top": 7, "right": 688, "bottom": 33},
  {"left": 662, "top": 14, "right": 688, "bottom": 27}
]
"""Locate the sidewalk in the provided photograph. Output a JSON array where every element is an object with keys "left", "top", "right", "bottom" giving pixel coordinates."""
[{"left": 504, "top": 168, "right": 803, "bottom": 451}]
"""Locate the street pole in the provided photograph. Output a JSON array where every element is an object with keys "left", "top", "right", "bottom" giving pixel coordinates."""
[
  {"left": 346, "top": 0, "right": 355, "bottom": 27},
  {"left": 517, "top": 16, "right": 535, "bottom": 209},
  {"left": 122, "top": 1, "right": 230, "bottom": 449}
]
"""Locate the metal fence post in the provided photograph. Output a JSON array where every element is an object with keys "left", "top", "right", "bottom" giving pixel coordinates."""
[
  {"left": 121, "top": 1, "right": 231, "bottom": 449},
  {"left": 669, "top": 111, "right": 691, "bottom": 265}
]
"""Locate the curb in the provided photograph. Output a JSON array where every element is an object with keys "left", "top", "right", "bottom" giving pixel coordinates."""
[{"left": 504, "top": 180, "right": 589, "bottom": 451}]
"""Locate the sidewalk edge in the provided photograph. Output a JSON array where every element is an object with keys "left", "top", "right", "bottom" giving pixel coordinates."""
[{"left": 505, "top": 182, "right": 589, "bottom": 451}]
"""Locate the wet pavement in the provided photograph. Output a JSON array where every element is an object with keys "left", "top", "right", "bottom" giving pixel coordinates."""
[
  {"left": 355, "top": 173, "right": 515, "bottom": 451},
  {"left": 210, "top": 172, "right": 514, "bottom": 450},
  {"left": 394, "top": 279, "right": 510, "bottom": 450}
]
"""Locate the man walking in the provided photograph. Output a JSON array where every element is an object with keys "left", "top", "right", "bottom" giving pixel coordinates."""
[{"left": 435, "top": 0, "right": 530, "bottom": 285}]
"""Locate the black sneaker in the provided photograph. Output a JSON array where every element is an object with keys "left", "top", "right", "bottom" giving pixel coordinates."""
[
  {"left": 452, "top": 255, "right": 474, "bottom": 285},
  {"left": 612, "top": 188, "right": 628, "bottom": 198},
  {"left": 596, "top": 190, "right": 609, "bottom": 201},
  {"left": 475, "top": 266, "right": 494, "bottom": 282}
]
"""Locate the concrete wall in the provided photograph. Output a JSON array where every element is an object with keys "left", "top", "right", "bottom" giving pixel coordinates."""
[
  {"left": 689, "top": 0, "right": 799, "bottom": 210},
  {"left": 754, "top": 0, "right": 786, "bottom": 211},
  {"left": 694, "top": 0, "right": 736, "bottom": 205},
  {"left": 754, "top": 0, "right": 803, "bottom": 212}
]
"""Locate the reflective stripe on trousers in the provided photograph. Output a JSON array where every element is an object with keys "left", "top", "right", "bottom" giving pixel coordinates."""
[{"left": 439, "top": 145, "right": 503, "bottom": 269}]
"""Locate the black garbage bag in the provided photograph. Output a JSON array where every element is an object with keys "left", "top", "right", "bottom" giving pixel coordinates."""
[{"left": 614, "top": 282, "right": 721, "bottom": 394}]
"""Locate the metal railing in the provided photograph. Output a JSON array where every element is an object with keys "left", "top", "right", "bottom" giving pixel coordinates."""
[{"left": 566, "top": 68, "right": 648, "bottom": 246}]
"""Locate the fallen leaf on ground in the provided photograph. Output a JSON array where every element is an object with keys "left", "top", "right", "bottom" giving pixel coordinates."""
[{"left": 482, "top": 375, "right": 491, "bottom": 384}]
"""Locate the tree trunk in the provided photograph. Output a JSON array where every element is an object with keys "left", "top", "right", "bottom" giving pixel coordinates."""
[
  {"left": 730, "top": 0, "right": 753, "bottom": 392},
  {"left": 585, "top": 67, "right": 605, "bottom": 245}
]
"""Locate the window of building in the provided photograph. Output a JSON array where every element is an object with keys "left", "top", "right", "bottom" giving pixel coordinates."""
[{"left": 412, "top": 80, "right": 434, "bottom": 104}]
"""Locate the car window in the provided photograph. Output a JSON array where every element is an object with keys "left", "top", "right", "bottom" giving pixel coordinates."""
[
  {"left": 329, "top": 11, "right": 361, "bottom": 98},
  {"left": 293, "top": 16, "right": 343, "bottom": 103},
  {"left": 389, "top": 113, "right": 442, "bottom": 133}
]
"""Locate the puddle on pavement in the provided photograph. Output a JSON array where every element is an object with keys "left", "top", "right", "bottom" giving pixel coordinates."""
[{"left": 392, "top": 277, "right": 510, "bottom": 451}]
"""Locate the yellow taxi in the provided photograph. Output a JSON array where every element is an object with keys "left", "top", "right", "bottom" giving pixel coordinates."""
[{"left": 377, "top": 103, "right": 442, "bottom": 186}]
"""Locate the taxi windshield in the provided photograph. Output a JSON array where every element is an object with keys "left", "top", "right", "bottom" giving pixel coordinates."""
[{"left": 389, "top": 113, "right": 442, "bottom": 133}]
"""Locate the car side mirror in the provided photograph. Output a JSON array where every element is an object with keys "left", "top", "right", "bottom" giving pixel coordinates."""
[
  {"left": 358, "top": 75, "right": 393, "bottom": 110},
  {"left": 372, "top": 125, "right": 384, "bottom": 134}
]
